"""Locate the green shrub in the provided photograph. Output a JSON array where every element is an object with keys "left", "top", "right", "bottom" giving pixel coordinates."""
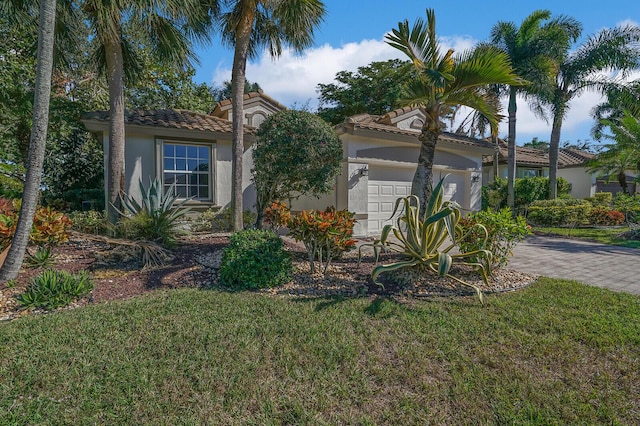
[
  {"left": 190, "top": 207, "right": 257, "bottom": 232},
  {"left": 218, "top": 229, "right": 292, "bottom": 290},
  {"left": 365, "top": 177, "right": 491, "bottom": 302},
  {"left": 587, "top": 192, "right": 613, "bottom": 208},
  {"left": 25, "top": 247, "right": 55, "bottom": 268},
  {"left": 458, "top": 208, "right": 531, "bottom": 268},
  {"left": 68, "top": 210, "right": 109, "bottom": 235},
  {"left": 17, "top": 269, "right": 93, "bottom": 310},
  {"left": 614, "top": 194, "right": 640, "bottom": 223},
  {"left": 527, "top": 199, "right": 591, "bottom": 226},
  {"left": 588, "top": 207, "right": 625, "bottom": 226},
  {"left": 483, "top": 177, "right": 571, "bottom": 212}
]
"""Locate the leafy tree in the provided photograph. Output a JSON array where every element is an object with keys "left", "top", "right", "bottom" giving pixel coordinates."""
[
  {"left": 385, "top": 8, "right": 524, "bottom": 213},
  {"left": 0, "top": 0, "right": 57, "bottom": 282},
  {"left": 588, "top": 111, "right": 640, "bottom": 194},
  {"left": 211, "top": 79, "right": 261, "bottom": 102},
  {"left": 522, "top": 137, "right": 550, "bottom": 150},
  {"left": 81, "top": 0, "right": 217, "bottom": 224},
  {"left": 491, "top": 10, "right": 581, "bottom": 210},
  {"left": 591, "top": 80, "right": 640, "bottom": 140},
  {"left": 316, "top": 59, "right": 414, "bottom": 124},
  {"left": 252, "top": 110, "right": 342, "bottom": 228},
  {"left": 218, "top": 0, "right": 326, "bottom": 231},
  {"left": 546, "top": 24, "right": 640, "bottom": 199}
]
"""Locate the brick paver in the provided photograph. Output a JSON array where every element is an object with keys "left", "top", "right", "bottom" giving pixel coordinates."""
[{"left": 509, "top": 235, "right": 640, "bottom": 295}]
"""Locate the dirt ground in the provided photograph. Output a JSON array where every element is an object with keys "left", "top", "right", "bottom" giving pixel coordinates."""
[{"left": 0, "top": 233, "right": 537, "bottom": 321}]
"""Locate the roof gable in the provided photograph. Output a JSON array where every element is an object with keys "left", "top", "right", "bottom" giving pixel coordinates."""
[{"left": 211, "top": 90, "right": 286, "bottom": 121}]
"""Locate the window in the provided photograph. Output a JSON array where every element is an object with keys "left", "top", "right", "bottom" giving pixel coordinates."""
[{"left": 162, "top": 143, "right": 211, "bottom": 199}]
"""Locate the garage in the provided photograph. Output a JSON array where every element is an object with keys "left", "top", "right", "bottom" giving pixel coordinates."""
[{"left": 367, "top": 165, "right": 466, "bottom": 235}]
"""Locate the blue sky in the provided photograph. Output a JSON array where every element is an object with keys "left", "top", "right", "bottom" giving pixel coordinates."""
[{"left": 193, "top": 0, "right": 640, "bottom": 146}]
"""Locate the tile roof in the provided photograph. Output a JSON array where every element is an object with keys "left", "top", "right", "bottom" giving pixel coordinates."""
[
  {"left": 83, "top": 109, "right": 255, "bottom": 134},
  {"left": 483, "top": 143, "right": 596, "bottom": 167},
  {"left": 212, "top": 90, "right": 287, "bottom": 114},
  {"left": 343, "top": 112, "right": 495, "bottom": 150}
]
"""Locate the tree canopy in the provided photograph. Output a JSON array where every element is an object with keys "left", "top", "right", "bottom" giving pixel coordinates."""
[{"left": 252, "top": 110, "right": 342, "bottom": 227}]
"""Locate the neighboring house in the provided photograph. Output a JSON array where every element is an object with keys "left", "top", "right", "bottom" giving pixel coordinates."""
[
  {"left": 483, "top": 143, "right": 598, "bottom": 199},
  {"left": 84, "top": 92, "right": 493, "bottom": 237}
]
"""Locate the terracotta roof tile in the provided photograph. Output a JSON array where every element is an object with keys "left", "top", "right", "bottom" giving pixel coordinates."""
[
  {"left": 83, "top": 109, "right": 255, "bottom": 134},
  {"left": 483, "top": 144, "right": 595, "bottom": 167}
]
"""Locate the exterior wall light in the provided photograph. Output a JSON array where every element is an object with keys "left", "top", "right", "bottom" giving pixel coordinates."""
[{"left": 359, "top": 165, "right": 369, "bottom": 177}]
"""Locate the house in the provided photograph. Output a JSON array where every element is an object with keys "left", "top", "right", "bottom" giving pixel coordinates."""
[
  {"left": 84, "top": 92, "right": 494, "bottom": 237},
  {"left": 482, "top": 143, "right": 598, "bottom": 199}
]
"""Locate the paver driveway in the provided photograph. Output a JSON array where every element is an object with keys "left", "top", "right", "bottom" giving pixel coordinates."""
[{"left": 509, "top": 235, "right": 640, "bottom": 295}]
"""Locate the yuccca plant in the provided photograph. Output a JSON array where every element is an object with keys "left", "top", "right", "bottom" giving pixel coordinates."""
[
  {"left": 116, "top": 177, "right": 192, "bottom": 247},
  {"left": 366, "top": 177, "right": 492, "bottom": 302}
]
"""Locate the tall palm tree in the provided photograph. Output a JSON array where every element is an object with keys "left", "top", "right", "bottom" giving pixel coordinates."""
[
  {"left": 588, "top": 111, "right": 640, "bottom": 194},
  {"left": 385, "top": 8, "right": 524, "bottom": 214},
  {"left": 0, "top": 0, "right": 56, "bottom": 282},
  {"left": 591, "top": 80, "right": 640, "bottom": 139},
  {"left": 81, "top": 0, "right": 217, "bottom": 224},
  {"left": 218, "top": 0, "right": 325, "bottom": 231},
  {"left": 547, "top": 25, "right": 640, "bottom": 199},
  {"left": 491, "top": 10, "right": 581, "bottom": 210}
]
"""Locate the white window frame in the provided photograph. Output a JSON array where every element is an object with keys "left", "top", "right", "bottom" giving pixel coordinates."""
[{"left": 156, "top": 139, "right": 215, "bottom": 202}]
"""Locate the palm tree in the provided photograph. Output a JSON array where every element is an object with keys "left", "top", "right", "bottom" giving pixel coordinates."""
[
  {"left": 547, "top": 25, "right": 640, "bottom": 199},
  {"left": 591, "top": 80, "right": 640, "bottom": 139},
  {"left": 218, "top": 0, "right": 326, "bottom": 231},
  {"left": 491, "top": 10, "right": 581, "bottom": 210},
  {"left": 385, "top": 8, "right": 524, "bottom": 214},
  {"left": 81, "top": 0, "right": 217, "bottom": 224},
  {"left": 588, "top": 111, "right": 640, "bottom": 194},
  {"left": 0, "top": 0, "right": 56, "bottom": 282}
]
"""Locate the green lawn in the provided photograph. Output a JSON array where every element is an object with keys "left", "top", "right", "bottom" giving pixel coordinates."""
[
  {"left": 1, "top": 280, "right": 639, "bottom": 424},
  {"left": 534, "top": 226, "right": 640, "bottom": 248}
]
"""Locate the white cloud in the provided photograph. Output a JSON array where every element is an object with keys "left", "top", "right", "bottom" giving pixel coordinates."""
[{"left": 210, "top": 35, "right": 479, "bottom": 108}]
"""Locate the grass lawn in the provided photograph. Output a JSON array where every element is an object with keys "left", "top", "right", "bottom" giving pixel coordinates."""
[
  {"left": 1, "top": 279, "right": 639, "bottom": 424},
  {"left": 534, "top": 226, "right": 640, "bottom": 248}
]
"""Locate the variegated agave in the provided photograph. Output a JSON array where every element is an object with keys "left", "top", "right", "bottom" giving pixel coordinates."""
[{"left": 367, "top": 177, "right": 492, "bottom": 302}]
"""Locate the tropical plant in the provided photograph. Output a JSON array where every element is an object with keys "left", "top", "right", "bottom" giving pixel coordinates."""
[
  {"left": 458, "top": 208, "right": 530, "bottom": 268},
  {"left": 17, "top": 269, "right": 93, "bottom": 309},
  {"left": 252, "top": 110, "right": 342, "bottom": 228},
  {"left": 546, "top": 25, "right": 640, "bottom": 199},
  {"left": 614, "top": 193, "right": 640, "bottom": 225},
  {"left": 0, "top": 0, "right": 57, "bottom": 283},
  {"left": 588, "top": 207, "right": 625, "bottom": 226},
  {"left": 116, "top": 177, "right": 192, "bottom": 246},
  {"left": 218, "top": 229, "right": 291, "bottom": 290},
  {"left": 588, "top": 111, "right": 640, "bottom": 195},
  {"left": 527, "top": 199, "right": 592, "bottom": 226},
  {"left": 491, "top": 10, "right": 581, "bottom": 209},
  {"left": 385, "top": 8, "right": 524, "bottom": 214},
  {"left": 25, "top": 246, "right": 55, "bottom": 268},
  {"left": 218, "top": 0, "right": 326, "bottom": 231},
  {"left": 482, "top": 176, "right": 570, "bottom": 212},
  {"left": 591, "top": 80, "right": 640, "bottom": 140},
  {"left": 81, "top": 0, "right": 218, "bottom": 224},
  {"left": 366, "top": 177, "right": 492, "bottom": 302},
  {"left": 288, "top": 207, "right": 356, "bottom": 275}
]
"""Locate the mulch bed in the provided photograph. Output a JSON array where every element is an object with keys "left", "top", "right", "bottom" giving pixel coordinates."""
[{"left": 0, "top": 233, "right": 538, "bottom": 321}]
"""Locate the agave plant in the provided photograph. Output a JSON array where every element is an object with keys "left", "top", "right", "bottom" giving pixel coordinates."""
[
  {"left": 367, "top": 177, "right": 493, "bottom": 302},
  {"left": 115, "top": 177, "right": 193, "bottom": 246}
]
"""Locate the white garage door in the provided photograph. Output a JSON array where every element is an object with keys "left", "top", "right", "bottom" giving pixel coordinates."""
[{"left": 367, "top": 168, "right": 466, "bottom": 236}]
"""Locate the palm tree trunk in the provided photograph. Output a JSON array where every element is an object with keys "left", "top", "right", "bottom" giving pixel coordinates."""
[
  {"left": 105, "top": 38, "right": 126, "bottom": 225},
  {"left": 230, "top": 3, "right": 255, "bottom": 232},
  {"left": 0, "top": 0, "right": 56, "bottom": 282},
  {"left": 618, "top": 171, "right": 629, "bottom": 195},
  {"left": 548, "top": 111, "right": 562, "bottom": 199},
  {"left": 506, "top": 88, "right": 517, "bottom": 212},
  {"left": 492, "top": 134, "right": 499, "bottom": 181},
  {"left": 412, "top": 127, "right": 438, "bottom": 215}
]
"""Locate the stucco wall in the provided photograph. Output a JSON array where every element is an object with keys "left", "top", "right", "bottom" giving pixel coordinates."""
[{"left": 557, "top": 167, "right": 596, "bottom": 199}]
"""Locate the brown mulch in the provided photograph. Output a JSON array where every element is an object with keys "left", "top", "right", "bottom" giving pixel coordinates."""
[{"left": 0, "top": 233, "right": 538, "bottom": 321}]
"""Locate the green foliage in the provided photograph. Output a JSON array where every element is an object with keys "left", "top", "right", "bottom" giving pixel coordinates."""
[
  {"left": 367, "top": 178, "right": 491, "bottom": 302},
  {"left": 316, "top": 59, "right": 414, "bottom": 124},
  {"left": 527, "top": 199, "right": 592, "bottom": 226},
  {"left": 483, "top": 177, "right": 571, "bottom": 211},
  {"left": 458, "top": 208, "right": 531, "bottom": 268},
  {"left": 588, "top": 207, "right": 625, "bottom": 226},
  {"left": 252, "top": 110, "right": 342, "bottom": 224},
  {"left": 25, "top": 247, "right": 55, "bottom": 268},
  {"left": 587, "top": 192, "right": 613, "bottom": 207},
  {"left": 0, "top": 204, "right": 72, "bottom": 251},
  {"left": 68, "top": 210, "right": 109, "bottom": 235},
  {"left": 116, "top": 178, "right": 192, "bottom": 246},
  {"left": 218, "top": 229, "right": 292, "bottom": 290},
  {"left": 287, "top": 207, "right": 357, "bottom": 275},
  {"left": 613, "top": 193, "right": 640, "bottom": 223},
  {"left": 16, "top": 269, "right": 93, "bottom": 310},
  {"left": 210, "top": 79, "right": 261, "bottom": 102},
  {"left": 189, "top": 207, "right": 257, "bottom": 233}
]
